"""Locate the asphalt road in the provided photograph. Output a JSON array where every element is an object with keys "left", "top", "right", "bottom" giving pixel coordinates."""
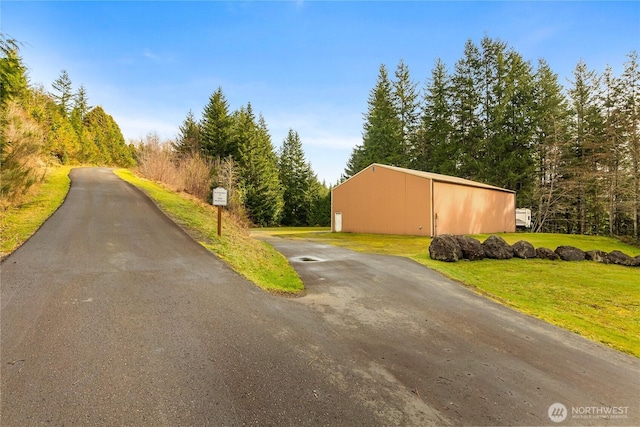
[{"left": 1, "top": 167, "right": 638, "bottom": 426}]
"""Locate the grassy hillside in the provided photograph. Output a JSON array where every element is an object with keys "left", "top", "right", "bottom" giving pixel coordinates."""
[
  {"left": 1, "top": 165, "right": 72, "bottom": 258},
  {"left": 257, "top": 228, "right": 640, "bottom": 357}
]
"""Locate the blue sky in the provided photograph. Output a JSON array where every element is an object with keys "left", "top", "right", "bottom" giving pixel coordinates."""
[{"left": 2, "top": 1, "right": 639, "bottom": 184}]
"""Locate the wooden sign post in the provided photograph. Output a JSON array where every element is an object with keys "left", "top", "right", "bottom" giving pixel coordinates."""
[{"left": 212, "top": 187, "right": 228, "bottom": 237}]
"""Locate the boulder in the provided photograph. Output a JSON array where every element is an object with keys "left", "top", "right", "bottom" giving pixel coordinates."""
[
  {"left": 482, "top": 235, "right": 514, "bottom": 259},
  {"left": 635, "top": 256, "right": 640, "bottom": 267},
  {"left": 455, "top": 235, "right": 485, "bottom": 261},
  {"left": 585, "top": 250, "right": 608, "bottom": 263},
  {"left": 536, "top": 247, "right": 559, "bottom": 260},
  {"left": 555, "top": 245, "right": 585, "bottom": 261},
  {"left": 429, "top": 234, "right": 463, "bottom": 262},
  {"left": 605, "top": 250, "right": 636, "bottom": 267},
  {"left": 512, "top": 240, "right": 536, "bottom": 259}
]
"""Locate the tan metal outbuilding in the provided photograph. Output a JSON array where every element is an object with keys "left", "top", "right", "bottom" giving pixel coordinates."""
[{"left": 331, "top": 164, "right": 516, "bottom": 236}]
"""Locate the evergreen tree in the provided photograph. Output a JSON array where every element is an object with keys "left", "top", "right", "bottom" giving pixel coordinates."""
[
  {"left": 344, "top": 64, "right": 403, "bottom": 179},
  {"left": 236, "top": 105, "right": 283, "bottom": 226},
  {"left": 201, "top": 87, "right": 234, "bottom": 160},
  {"left": 601, "top": 65, "right": 626, "bottom": 235},
  {"left": 83, "top": 106, "right": 110, "bottom": 164},
  {"left": 83, "top": 106, "right": 135, "bottom": 166},
  {"left": 621, "top": 51, "right": 640, "bottom": 238},
  {"left": 46, "top": 95, "right": 79, "bottom": 163},
  {"left": 69, "top": 84, "right": 91, "bottom": 163},
  {"left": 174, "top": 110, "right": 201, "bottom": 157},
  {"left": 448, "top": 37, "right": 535, "bottom": 201},
  {"left": 0, "top": 35, "right": 28, "bottom": 105},
  {"left": 342, "top": 144, "right": 367, "bottom": 180},
  {"left": 276, "top": 130, "right": 328, "bottom": 226},
  {"left": 531, "top": 59, "right": 571, "bottom": 232},
  {"left": 278, "top": 129, "right": 312, "bottom": 226},
  {"left": 393, "top": 59, "right": 420, "bottom": 167},
  {"left": 51, "top": 69, "right": 73, "bottom": 116},
  {"left": 486, "top": 48, "right": 535, "bottom": 204},
  {"left": 567, "top": 60, "right": 606, "bottom": 234},
  {"left": 307, "top": 180, "right": 331, "bottom": 227},
  {"left": 73, "top": 85, "right": 91, "bottom": 120},
  {"left": 451, "top": 39, "right": 484, "bottom": 179},
  {"left": 414, "top": 58, "right": 455, "bottom": 174},
  {"left": 478, "top": 36, "right": 508, "bottom": 144}
]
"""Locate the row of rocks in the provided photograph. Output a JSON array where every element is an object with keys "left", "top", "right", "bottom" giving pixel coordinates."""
[{"left": 429, "top": 234, "right": 640, "bottom": 267}]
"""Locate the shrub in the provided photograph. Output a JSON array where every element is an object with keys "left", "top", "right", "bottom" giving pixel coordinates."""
[
  {"left": 1, "top": 101, "right": 46, "bottom": 207},
  {"left": 178, "top": 153, "right": 213, "bottom": 200},
  {"left": 135, "top": 133, "right": 179, "bottom": 187}
]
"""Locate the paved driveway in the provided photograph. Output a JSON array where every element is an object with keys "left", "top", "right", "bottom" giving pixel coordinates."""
[
  {"left": 1, "top": 169, "right": 442, "bottom": 426},
  {"left": 262, "top": 236, "right": 640, "bottom": 426}
]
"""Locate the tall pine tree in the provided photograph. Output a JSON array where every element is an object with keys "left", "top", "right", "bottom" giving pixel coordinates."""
[
  {"left": 278, "top": 129, "right": 313, "bottom": 226},
  {"left": 621, "top": 51, "right": 640, "bottom": 238},
  {"left": 344, "top": 64, "right": 403, "bottom": 178},
  {"left": 174, "top": 110, "right": 201, "bottom": 157},
  {"left": 83, "top": 106, "right": 135, "bottom": 167},
  {"left": 51, "top": 70, "right": 73, "bottom": 116},
  {"left": 200, "top": 87, "right": 234, "bottom": 160},
  {"left": 414, "top": 58, "right": 455, "bottom": 174},
  {"left": 601, "top": 65, "right": 626, "bottom": 235},
  {"left": 0, "top": 36, "right": 28, "bottom": 105},
  {"left": 487, "top": 48, "right": 535, "bottom": 204},
  {"left": 567, "top": 60, "right": 605, "bottom": 234},
  {"left": 236, "top": 105, "right": 283, "bottom": 226},
  {"left": 531, "top": 59, "right": 571, "bottom": 232},
  {"left": 393, "top": 59, "right": 420, "bottom": 167},
  {"left": 451, "top": 39, "right": 484, "bottom": 179}
]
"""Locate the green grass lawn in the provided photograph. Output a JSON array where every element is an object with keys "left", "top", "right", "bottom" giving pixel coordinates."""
[
  {"left": 1, "top": 165, "right": 72, "bottom": 258},
  {"left": 258, "top": 228, "right": 640, "bottom": 357},
  {"left": 114, "top": 169, "right": 304, "bottom": 295}
]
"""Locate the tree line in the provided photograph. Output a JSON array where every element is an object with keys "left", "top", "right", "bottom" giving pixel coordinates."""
[
  {"left": 4, "top": 32, "right": 638, "bottom": 238},
  {"left": 139, "top": 87, "right": 331, "bottom": 227},
  {"left": 1, "top": 36, "right": 135, "bottom": 206},
  {"left": 346, "top": 36, "right": 639, "bottom": 239}
]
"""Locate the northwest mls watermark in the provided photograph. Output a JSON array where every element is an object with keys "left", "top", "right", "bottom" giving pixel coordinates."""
[{"left": 548, "top": 402, "right": 630, "bottom": 423}]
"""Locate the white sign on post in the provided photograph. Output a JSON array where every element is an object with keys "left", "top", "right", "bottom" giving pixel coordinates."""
[{"left": 212, "top": 187, "right": 228, "bottom": 206}]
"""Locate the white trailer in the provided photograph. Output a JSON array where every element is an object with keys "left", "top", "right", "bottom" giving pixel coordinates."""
[{"left": 515, "top": 208, "right": 532, "bottom": 228}]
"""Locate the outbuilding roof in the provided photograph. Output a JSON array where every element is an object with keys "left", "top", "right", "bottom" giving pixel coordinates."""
[{"left": 336, "top": 163, "right": 516, "bottom": 194}]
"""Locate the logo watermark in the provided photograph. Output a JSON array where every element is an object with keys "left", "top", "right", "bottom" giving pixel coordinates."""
[
  {"left": 548, "top": 403, "right": 567, "bottom": 423},
  {"left": 548, "top": 403, "right": 629, "bottom": 423}
]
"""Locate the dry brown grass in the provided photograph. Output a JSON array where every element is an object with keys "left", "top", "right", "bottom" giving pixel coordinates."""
[
  {"left": 135, "top": 136, "right": 250, "bottom": 226},
  {"left": 178, "top": 153, "right": 213, "bottom": 200},
  {"left": 1, "top": 101, "right": 47, "bottom": 209},
  {"left": 135, "top": 133, "right": 179, "bottom": 186}
]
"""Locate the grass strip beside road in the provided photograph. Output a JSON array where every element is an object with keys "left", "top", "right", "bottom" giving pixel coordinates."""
[
  {"left": 259, "top": 228, "right": 640, "bottom": 357},
  {"left": 114, "top": 169, "right": 304, "bottom": 295},
  {"left": 1, "top": 165, "right": 72, "bottom": 258}
]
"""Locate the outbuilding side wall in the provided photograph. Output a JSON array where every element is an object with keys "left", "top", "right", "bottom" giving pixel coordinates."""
[{"left": 433, "top": 181, "right": 516, "bottom": 235}]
